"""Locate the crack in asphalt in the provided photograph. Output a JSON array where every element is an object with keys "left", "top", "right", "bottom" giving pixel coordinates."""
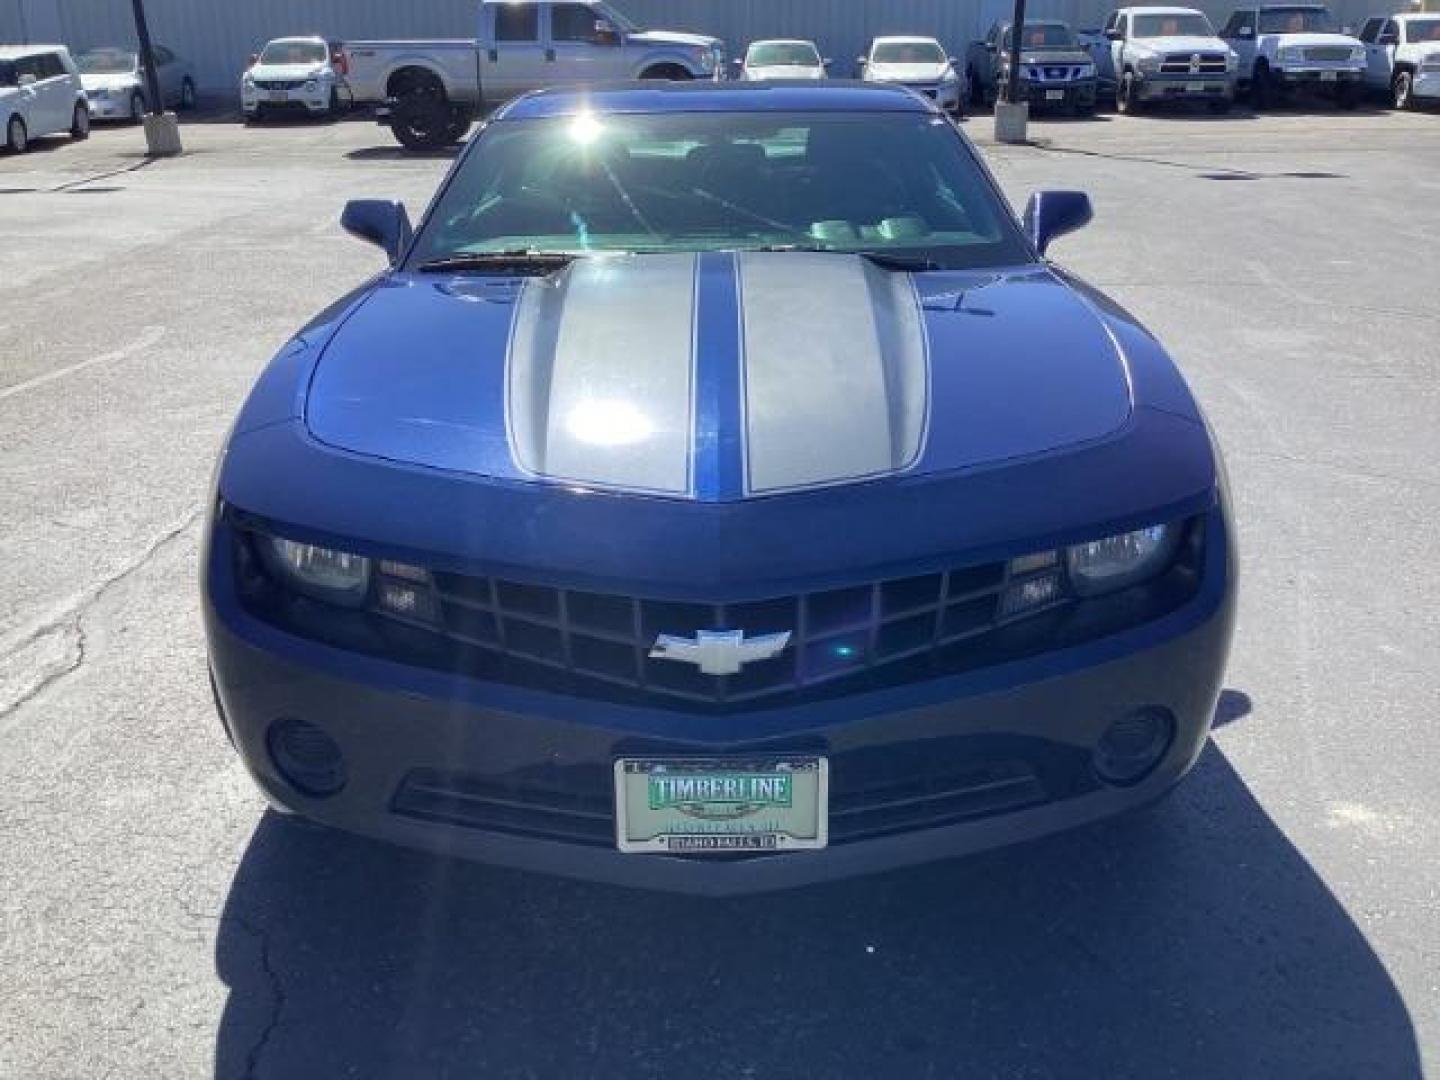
[
  {"left": 181, "top": 898, "right": 286, "bottom": 1080},
  {"left": 0, "top": 506, "right": 204, "bottom": 724}
]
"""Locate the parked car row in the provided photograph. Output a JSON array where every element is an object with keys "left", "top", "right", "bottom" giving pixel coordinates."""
[{"left": 4, "top": 1, "right": 1437, "bottom": 155}]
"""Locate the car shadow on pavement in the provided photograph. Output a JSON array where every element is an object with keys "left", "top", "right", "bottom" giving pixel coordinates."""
[
  {"left": 344, "top": 144, "right": 466, "bottom": 162},
  {"left": 211, "top": 692, "right": 1420, "bottom": 1080}
]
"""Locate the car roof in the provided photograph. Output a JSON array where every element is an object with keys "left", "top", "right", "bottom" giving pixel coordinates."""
[
  {"left": 0, "top": 45, "right": 67, "bottom": 60},
  {"left": 265, "top": 35, "right": 327, "bottom": 44},
  {"left": 871, "top": 35, "right": 944, "bottom": 44},
  {"left": 496, "top": 81, "right": 938, "bottom": 120},
  {"left": 747, "top": 39, "right": 818, "bottom": 47},
  {"left": 1395, "top": 11, "right": 1436, "bottom": 19}
]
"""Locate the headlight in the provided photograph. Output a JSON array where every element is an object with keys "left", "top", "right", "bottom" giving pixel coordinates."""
[
  {"left": 1226, "top": 50, "right": 1239, "bottom": 71},
  {"left": 1350, "top": 44, "right": 1366, "bottom": 63},
  {"left": 1066, "top": 524, "right": 1181, "bottom": 596},
  {"left": 258, "top": 536, "right": 371, "bottom": 606},
  {"left": 941, "top": 66, "right": 959, "bottom": 83},
  {"left": 304, "top": 79, "right": 318, "bottom": 91},
  {"left": 1278, "top": 45, "right": 1303, "bottom": 63},
  {"left": 1136, "top": 54, "right": 1161, "bottom": 73},
  {"left": 242, "top": 73, "right": 255, "bottom": 87}
]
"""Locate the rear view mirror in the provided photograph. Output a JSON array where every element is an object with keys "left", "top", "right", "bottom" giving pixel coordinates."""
[
  {"left": 1022, "top": 190, "right": 1093, "bottom": 255},
  {"left": 341, "top": 199, "right": 413, "bottom": 265}
]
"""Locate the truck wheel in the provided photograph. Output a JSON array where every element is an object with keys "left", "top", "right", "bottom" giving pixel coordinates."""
[
  {"left": 639, "top": 64, "right": 692, "bottom": 80},
  {"left": 391, "top": 91, "right": 453, "bottom": 151},
  {"left": 1117, "top": 71, "right": 1141, "bottom": 114},
  {"left": 6, "top": 114, "right": 28, "bottom": 153},
  {"left": 442, "top": 108, "right": 471, "bottom": 144},
  {"left": 1251, "top": 62, "right": 1273, "bottom": 109},
  {"left": 71, "top": 101, "right": 90, "bottom": 139},
  {"left": 1392, "top": 70, "right": 1414, "bottom": 110}
]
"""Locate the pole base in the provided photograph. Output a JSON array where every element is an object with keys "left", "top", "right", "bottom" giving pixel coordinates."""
[
  {"left": 142, "top": 112, "right": 183, "bottom": 157},
  {"left": 993, "top": 101, "right": 1030, "bottom": 144}
]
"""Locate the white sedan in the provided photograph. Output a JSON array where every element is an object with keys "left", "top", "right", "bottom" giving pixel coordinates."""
[
  {"left": 735, "top": 39, "right": 828, "bottom": 80},
  {"left": 241, "top": 37, "right": 348, "bottom": 121},
  {"left": 859, "top": 36, "right": 964, "bottom": 115}
]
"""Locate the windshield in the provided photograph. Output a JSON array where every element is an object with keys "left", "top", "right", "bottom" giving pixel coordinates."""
[
  {"left": 407, "top": 112, "right": 1030, "bottom": 269},
  {"left": 1257, "top": 8, "right": 1335, "bottom": 33},
  {"left": 1132, "top": 13, "right": 1216, "bottom": 37},
  {"left": 76, "top": 49, "right": 137, "bottom": 74},
  {"left": 872, "top": 41, "right": 946, "bottom": 63},
  {"left": 259, "top": 40, "right": 328, "bottom": 65},
  {"left": 747, "top": 42, "right": 821, "bottom": 67},
  {"left": 1406, "top": 17, "right": 1440, "bottom": 41},
  {"left": 593, "top": 3, "right": 639, "bottom": 33},
  {"left": 1003, "top": 24, "right": 1078, "bottom": 49}
]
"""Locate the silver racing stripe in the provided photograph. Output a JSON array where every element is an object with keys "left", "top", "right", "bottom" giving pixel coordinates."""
[
  {"left": 506, "top": 253, "right": 698, "bottom": 495},
  {"left": 738, "top": 252, "right": 930, "bottom": 495}
]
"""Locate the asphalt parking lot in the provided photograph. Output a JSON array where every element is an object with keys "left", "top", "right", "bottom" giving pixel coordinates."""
[{"left": 1, "top": 106, "right": 1437, "bottom": 1078}]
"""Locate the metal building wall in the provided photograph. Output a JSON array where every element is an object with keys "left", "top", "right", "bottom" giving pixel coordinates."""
[{"left": 1, "top": 0, "right": 1383, "bottom": 93}]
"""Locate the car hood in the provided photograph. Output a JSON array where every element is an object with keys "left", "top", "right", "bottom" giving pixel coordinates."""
[
  {"left": 867, "top": 62, "right": 952, "bottom": 82},
  {"left": 627, "top": 30, "right": 722, "bottom": 49},
  {"left": 746, "top": 64, "right": 826, "bottom": 80},
  {"left": 1260, "top": 31, "right": 1361, "bottom": 47},
  {"left": 80, "top": 73, "right": 140, "bottom": 91},
  {"left": 1014, "top": 48, "right": 1093, "bottom": 65},
  {"left": 305, "top": 253, "right": 1134, "bottom": 501},
  {"left": 249, "top": 62, "right": 329, "bottom": 80},
  {"left": 1127, "top": 36, "right": 1229, "bottom": 53}
]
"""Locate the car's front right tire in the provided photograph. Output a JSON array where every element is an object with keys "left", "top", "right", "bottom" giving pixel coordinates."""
[
  {"left": 1393, "top": 70, "right": 1415, "bottom": 110},
  {"left": 70, "top": 102, "right": 90, "bottom": 140},
  {"left": 1117, "top": 71, "right": 1141, "bottom": 113}
]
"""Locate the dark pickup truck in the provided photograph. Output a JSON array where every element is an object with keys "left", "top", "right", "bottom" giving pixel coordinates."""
[{"left": 965, "top": 20, "right": 1100, "bottom": 113}]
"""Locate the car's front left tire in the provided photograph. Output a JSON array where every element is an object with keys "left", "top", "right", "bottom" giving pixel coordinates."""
[
  {"left": 5, "top": 115, "right": 27, "bottom": 153},
  {"left": 70, "top": 102, "right": 90, "bottom": 140}
]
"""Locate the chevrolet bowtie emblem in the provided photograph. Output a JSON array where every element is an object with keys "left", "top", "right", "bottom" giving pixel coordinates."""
[{"left": 649, "top": 629, "right": 793, "bottom": 676}]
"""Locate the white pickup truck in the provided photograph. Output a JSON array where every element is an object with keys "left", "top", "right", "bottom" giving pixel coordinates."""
[
  {"left": 344, "top": 0, "right": 725, "bottom": 150},
  {"left": 1217, "top": 3, "right": 1367, "bottom": 107},
  {"left": 1357, "top": 13, "right": 1440, "bottom": 109},
  {"left": 1088, "top": 7, "right": 1238, "bottom": 113}
]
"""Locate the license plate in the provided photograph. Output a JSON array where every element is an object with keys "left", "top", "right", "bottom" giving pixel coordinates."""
[
  {"left": 269, "top": 90, "right": 287, "bottom": 102},
  {"left": 1186, "top": 81, "right": 1207, "bottom": 92},
  {"left": 1045, "top": 89, "right": 1065, "bottom": 101},
  {"left": 614, "top": 756, "right": 828, "bottom": 854},
  {"left": 1321, "top": 70, "right": 1338, "bottom": 82}
]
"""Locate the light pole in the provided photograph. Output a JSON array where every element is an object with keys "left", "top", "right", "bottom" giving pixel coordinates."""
[
  {"left": 993, "top": 0, "right": 1030, "bottom": 143},
  {"left": 130, "top": 0, "right": 182, "bottom": 154}
]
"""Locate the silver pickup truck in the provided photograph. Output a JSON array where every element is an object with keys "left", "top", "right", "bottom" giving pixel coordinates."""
[{"left": 344, "top": 0, "right": 725, "bottom": 150}]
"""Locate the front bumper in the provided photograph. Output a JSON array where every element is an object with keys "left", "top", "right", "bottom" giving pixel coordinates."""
[
  {"left": 85, "top": 94, "right": 136, "bottom": 119},
  {"left": 204, "top": 502, "right": 1235, "bottom": 895},
  {"left": 1134, "top": 72, "right": 1236, "bottom": 101},
  {"left": 1270, "top": 66, "right": 1364, "bottom": 89},
  {"left": 899, "top": 81, "right": 964, "bottom": 112},
  {"left": 1414, "top": 70, "right": 1440, "bottom": 100},
  {"left": 1017, "top": 80, "right": 1098, "bottom": 109},
  {"left": 242, "top": 86, "right": 334, "bottom": 116}
]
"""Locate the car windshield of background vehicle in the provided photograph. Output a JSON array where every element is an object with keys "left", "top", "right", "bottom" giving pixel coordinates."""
[
  {"left": 76, "top": 49, "right": 138, "bottom": 74},
  {"left": 1004, "top": 24, "right": 1078, "bottom": 48},
  {"left": 1407, "top": 17, "right": 1440, "bottom": 41},
  {"left": 872, "top": 41, "right": 946, "bottom": 63},
  {"left": 748, "top": 42, "right": 822, "bottom": 66},
  {"left": 1257, "top": 8, "right": 1336, "bottom": 33},
  {"left": 406, "top": 112, "right": 1032, "bottom": 270},
  {"left": 260, "top": 40, "right": 328, "bottom": 65},
  {"left": 1133, "top": 14, "right": 1216, "bottom": 37}
]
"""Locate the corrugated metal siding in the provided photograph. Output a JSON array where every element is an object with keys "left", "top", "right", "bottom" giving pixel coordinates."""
[{"left": 1, "top": 0, "right": 1381, "bottom": 92}]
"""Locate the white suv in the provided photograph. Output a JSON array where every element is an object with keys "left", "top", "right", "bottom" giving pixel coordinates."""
[{"left": 1, "top": 45, "right": 90, "bottom": 153}]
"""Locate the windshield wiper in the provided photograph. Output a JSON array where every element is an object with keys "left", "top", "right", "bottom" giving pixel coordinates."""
[{"left": 415, "top": 251, "right": 581, "bottom": 275}]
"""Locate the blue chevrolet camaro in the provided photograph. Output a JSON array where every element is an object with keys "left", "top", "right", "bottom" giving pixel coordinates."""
[{"left": 203, "top": 81, "right": 1236, "bottom": 894}]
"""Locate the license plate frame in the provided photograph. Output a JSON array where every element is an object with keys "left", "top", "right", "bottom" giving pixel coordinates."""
[
  {"left": 1044, "top": 89, "right": 1065, "bottom": 101},
  {"left": 1320, "top": 69, "right": 1339, "bottom": 82},
  {"left": 269, "top": 90, "right": 288, "bottom": 102},
  {"left": 614, "top": 756, "right": 829, "bottom": 855}
]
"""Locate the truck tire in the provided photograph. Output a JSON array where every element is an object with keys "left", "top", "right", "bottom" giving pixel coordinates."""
[
  {"left": 1117, "top": 70, "right": 1141, "bottom": 114},
  {"left": 1251, "top": 61, "right": 1274, "bottom": 109},
  {"left": 391, "top": 89, "right": 453, "bottom": 151},
  {"left": 639, "top": 64, "right": 693, "bottom": 80},
  {"left": 1392, "top": 69, "right": 1415, "bottom": 110}
]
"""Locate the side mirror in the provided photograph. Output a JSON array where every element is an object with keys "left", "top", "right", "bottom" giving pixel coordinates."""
[
  {"left": 1022, "top": 190, "right": 1093, "bottom": 255},
  {"left": 985, "top": 41, "right": 998, "bottom": 52},
  {"left": 18, "top": 73, "right": 37, "bottom": 87},
  {"left": 1237, "top": 25, "right": 1255, "bottom": 39},
  {"left": 1378, "top": 32, "right": 1397, "bottom": 44},
  {"left": 822, "top": 57, "right": 833, "bottom": 67},
  {"left": 856, "top": 55, "right": 867, "bottom": 65},
  {"left": 341, "top": 199, "right": 412, "bottom": 265},
  {"left": 1105, "top": 28, "right": 1124, "bottom": 41},
  {"left": 732, "top": 57, "right": 744, "bottom": 67}
]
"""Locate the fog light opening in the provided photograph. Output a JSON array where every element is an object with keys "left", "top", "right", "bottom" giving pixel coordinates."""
[
  {"left": 1092, "top": 708, "right": 1175, "bottom": 786},
  {"left": 267, "top": 717, "right": 347, "bottom": 798}
]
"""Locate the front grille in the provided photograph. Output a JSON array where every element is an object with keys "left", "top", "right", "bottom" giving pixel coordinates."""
[
  {"left": 1028, "top": 64, "right": 1089, "bottom": 81},
  {"left": 253, "top": 79, "right": 304, "bottom": 91},
  {"left": 384, "top": 557, "right": 1043, "bottom": 708},
  {"left": 1160, "top": 53, "right": 1229, "bottom": 73},
  {"left": 391, "top": 739, "right": 1084, "bottom": 850},
  {"left": 1305, "top": 46, "right": 1354, "bottom": 61}
]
